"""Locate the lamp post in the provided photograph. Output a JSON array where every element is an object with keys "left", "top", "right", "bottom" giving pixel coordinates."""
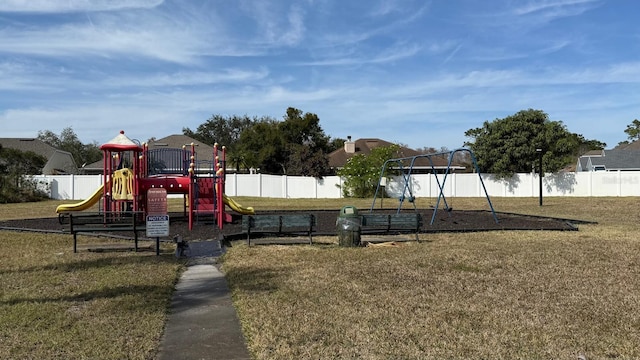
[{"left": 536, "top": 148, "right": 543, "bottom": 206}]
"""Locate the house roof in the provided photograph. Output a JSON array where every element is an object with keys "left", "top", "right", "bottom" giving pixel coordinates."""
[
  {"left": 0, "top": 138, "right": 65, "bottom": 158},
  {"left": 328, "top": 138, "right": 458, "bottom": 170},
  {"left": 0, "top": 137, "right": 78, "bottom": 174},
  {"left": 578, "top": 149, "right": 640, "bottom": 171},
  {"left": 146, "top": 134, "right": 218, "bottom": 163}
]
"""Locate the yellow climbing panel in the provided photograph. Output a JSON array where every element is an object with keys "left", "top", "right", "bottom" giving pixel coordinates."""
[{"left": 112, "top": 168, "right": 134, "bottom": 200}]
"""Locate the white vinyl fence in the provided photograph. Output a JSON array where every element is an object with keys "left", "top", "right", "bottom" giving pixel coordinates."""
[{"left": 35, "top": 171, "right": 640, "bottom": 200}]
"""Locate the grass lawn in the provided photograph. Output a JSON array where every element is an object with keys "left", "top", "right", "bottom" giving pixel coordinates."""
[
  {"left": 1, "top": 197, "right": 640, "bottom": 359},
  {"left": 221, "top": 197, "right": 640, "bottom": 359}
]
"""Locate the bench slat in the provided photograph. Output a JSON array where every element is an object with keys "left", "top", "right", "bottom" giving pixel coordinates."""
[
  {"left": 361, "top": 213, "right": 422, "bottom": 241},
  {"left": 66, "top": 212, "right": 145, "bottom": 253},
  {"left": 242, "top": 214, "right": 315, "bottom": 245}
]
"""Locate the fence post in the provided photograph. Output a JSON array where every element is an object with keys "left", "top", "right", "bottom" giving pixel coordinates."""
[
  {"left": 70, "top": 174, "right": 75, "bottom": 200},
  {"left": 283, "top": 175, "right": 288, "bottom": 199}
]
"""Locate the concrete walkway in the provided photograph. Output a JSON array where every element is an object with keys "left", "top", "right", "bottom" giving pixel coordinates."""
[{"left": 157, "top": 240, "right": 251, "bottom": 360}]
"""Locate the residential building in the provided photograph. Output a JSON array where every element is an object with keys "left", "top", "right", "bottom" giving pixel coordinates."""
[
  {"left": 0, "top": 138, "right": 78, "bottom": 174},
  {"left": 576, "top": 148, "right": 640, "bottom": 172}
]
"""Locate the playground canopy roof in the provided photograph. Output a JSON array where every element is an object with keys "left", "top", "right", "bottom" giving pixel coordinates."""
[{"left": 99, "top": 130, "right": 143, "bottom": 152}]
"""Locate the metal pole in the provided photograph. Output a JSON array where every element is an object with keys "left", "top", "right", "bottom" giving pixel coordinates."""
[{"left": 536, "top": 148, "right": 543, "bottom": 206}]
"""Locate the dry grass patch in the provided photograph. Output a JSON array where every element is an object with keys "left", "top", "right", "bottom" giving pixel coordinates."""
[
  {"left": 4, "top": 197, "right": 640, "bottom": 359},
  {"left": 222, "top": 198, "right": 640, "bottom": 359},
  {"left": 0, "top": 231, "right": 182, "bottom": 360}
]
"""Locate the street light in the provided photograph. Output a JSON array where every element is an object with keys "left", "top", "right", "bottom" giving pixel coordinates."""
[{"left": 536, "top": 148, "right": 543, "bottom": 206}]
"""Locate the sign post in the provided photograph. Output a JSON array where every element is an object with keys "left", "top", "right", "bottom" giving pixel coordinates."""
[{"left": 147, "top": 188, "right": 168, "bottom": 255}]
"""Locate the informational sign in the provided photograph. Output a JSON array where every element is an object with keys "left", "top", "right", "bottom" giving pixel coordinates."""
[
  {"left": 146, "top": 214, "right": 170, "bottom": 237},
  {"left": 147, "top": 188, "right": 168, "bottom": 215},
  {"left": 146, "top": 188, "right": 169, "bottom": 239}
]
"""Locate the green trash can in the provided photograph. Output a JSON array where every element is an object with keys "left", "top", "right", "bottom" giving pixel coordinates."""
[{"left": 336, "top": 205, "right": 361, "bottom": 247}]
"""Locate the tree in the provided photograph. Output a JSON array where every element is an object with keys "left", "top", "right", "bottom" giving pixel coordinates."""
[
  {"left": 0, "top": 144, "right": 49, "bottom": 203},
  {"left": 183, "top": 114, "right": 261, "bottom": 172},
  {"left": 337, "top": 144, "right": 400, "bottom": 197},
  {"left": 238, "top": 119, "right": 287, "bottom": 174},
  {"left": 328, "top": 138, "right": 346, "bottom": 152},
  {"left": 624, "top": 119, "right": 640, "bottom": 142},
  {"left": 464, "top": 109, "right": 597, "bottom": 177},
  {"left": 237, "top": 107, "right": 335, "bottom": 176},
  {"left": 37, "top": 127, "right": 102, "bottom": 168},
  {"left": 573, "top": 134, "right": 606, "bottom": 155},
  {"left": 279, "top": 107, "right": 332, "bottom": 177}
]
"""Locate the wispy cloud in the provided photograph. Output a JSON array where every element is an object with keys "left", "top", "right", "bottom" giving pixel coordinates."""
[
  {"left": 472, "top": 40, "right": 571, "bottom": 62},
  {"left": 0, "top": 0, "right": 164, "bottom": 13},
  {"left": 240, "top": 2, "right": 306, "bottom": 47},
  {"left": 513, "top": 0, "right": 600, "bottom": 16},
  {"left": 442, "top": 43, "right": 463, "bottom": 65},
  {"left": 103, "top": 68, "right": 271, "bottom": 88},
  {"left": 0, "top": 5, "right": 260, "bottom": 64},
  {"left": 297, "top": 42, "right": 421, "bottom": 66}
]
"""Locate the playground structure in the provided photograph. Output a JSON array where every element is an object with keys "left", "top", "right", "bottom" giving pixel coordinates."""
[
  {"left": 370, "top": 148, "right": 499, "bottom": 225},
  {"left": 56, "top": 131, "right": 254, "bottom": 230}
]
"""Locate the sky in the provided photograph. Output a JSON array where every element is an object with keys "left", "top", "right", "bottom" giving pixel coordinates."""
[{"left": 1, "top": 0, "right": 639, "bottom": 150}]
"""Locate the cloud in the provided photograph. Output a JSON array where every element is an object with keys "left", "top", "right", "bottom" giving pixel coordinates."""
[
  {"left": 239, "top": 2, "right": 306, "bottom": 47},
  {"left": 513, "top": 0, "right": 600, "bottom": 16},
  {"left": 0, "top": 0, "right": 164, "bottom": 13},
  {"left": 0, "top": 5, "right": 261, "bottom": 64},
  {"left": 297, "top": 42, "right": 421, "bottom": 66},
  {"left": 102, "top": 68, "right": 271, "bottom": 88}
]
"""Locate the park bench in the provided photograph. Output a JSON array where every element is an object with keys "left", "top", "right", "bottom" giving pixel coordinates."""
[
  {"left": 360, "top": 213, "right": 422, "bottom": 242},
  {"left": 241, "top": 214, "right": 316, "bottom": 245},
  {"left": 59, "top": 211, "right": 147, "bottom": 253}
]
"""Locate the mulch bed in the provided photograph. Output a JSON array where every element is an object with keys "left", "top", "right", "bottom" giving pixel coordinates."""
[{"left": 0, "top": 208, "right": 590, "bottom": 243}]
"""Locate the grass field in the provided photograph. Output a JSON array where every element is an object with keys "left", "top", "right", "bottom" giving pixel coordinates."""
[{"left": 1, "top": 197, "right": 640, "bottom": 359}]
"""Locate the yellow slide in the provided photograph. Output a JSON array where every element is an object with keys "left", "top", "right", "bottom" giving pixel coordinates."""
[
  {"left": 223, "top": 194, "right": 255, "bottom": 215},
  {"left": 55, "top": 184, "right": 104, "bottom": 213}
]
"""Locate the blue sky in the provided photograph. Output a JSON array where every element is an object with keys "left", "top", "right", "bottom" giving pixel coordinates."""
[{"left": 1, "top": 0, "right": 639, "bottom": 150}]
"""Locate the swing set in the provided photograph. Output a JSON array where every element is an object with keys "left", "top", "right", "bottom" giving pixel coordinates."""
[{"left": 370, "top": 148, "right": 499, "bottom": 225}]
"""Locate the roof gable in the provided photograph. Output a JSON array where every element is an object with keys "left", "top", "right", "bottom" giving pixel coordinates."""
[
  {"left": 148, "top": 135, "right": 218, "bottom": 162},
  {"left": 0, "top": 138, "right": 60, "bottom": 158},
  {"left": 579, "top": 149, "right": 640, "bottom": 170}
]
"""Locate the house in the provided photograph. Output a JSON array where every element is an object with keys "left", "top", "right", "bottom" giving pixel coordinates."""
[
  {"left": 0, "top": 138, "right": 78, "bottom": 174},
  {"left": 328, "top": 137, "right": 465, "bottom": 174},
  {"left": 83, "top": 134, "right": 220, "bottom": 175},
  {"left": 576, "top": 148, "right": 640, "bottom": 171}
]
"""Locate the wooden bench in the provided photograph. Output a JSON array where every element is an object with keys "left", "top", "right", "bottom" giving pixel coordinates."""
[
  {"left": 242, "top": 214, "right": 316, "bottom": 245},
  {"left": 360, "top": 213, "right": 422, "bottom": 241},
  {"left": 59, "top": 212, "right": 147, "bottom": 253}
]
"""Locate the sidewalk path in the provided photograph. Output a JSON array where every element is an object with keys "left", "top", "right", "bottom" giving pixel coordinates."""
[{"left": 157, "top": 240, "right": 251, "bottom": 360}]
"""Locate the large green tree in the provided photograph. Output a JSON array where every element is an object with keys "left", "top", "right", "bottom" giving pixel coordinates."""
[
  {"left": 183, "top": 114, "right": 265, "bottom": 172},
  {"left": 464, "top": 109, "right": 600, "bottom": 177},
  {"left": 0, "top": 144, "right": 49, "bottom": 202},
  {"left": 38, "top": 127, "right": 101, "bottom": 168},
  {"left": 238, "top": 119, "right": 286, "bottom": 174},
  {"left": 238, "top": 107, "right": 335, "bottom": 176},
  {"left": 279, "top": 107, "right": 332, "bottom": 177},
  {"left": 337, "top": 144, "right": 400, "bottom": 197}
]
